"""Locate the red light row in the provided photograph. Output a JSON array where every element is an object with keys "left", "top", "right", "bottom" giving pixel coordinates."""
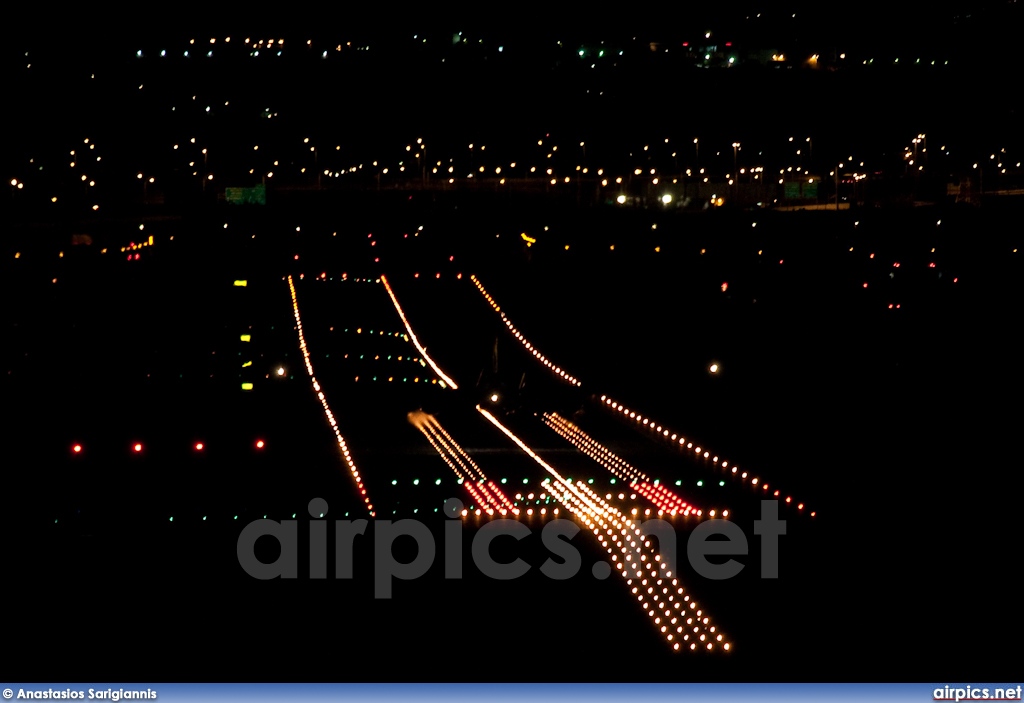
[{"left": 70, "top": 440, "right": 266, "bottom": 454}]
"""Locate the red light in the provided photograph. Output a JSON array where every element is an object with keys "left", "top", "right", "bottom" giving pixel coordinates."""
[
  {"left": 682, "top": 42, "right": 689, "bottom": 46},
  {"left": 133, "top": 443, "right": 143, "bottom": 453},
  {"left": 195, "top": 442, "right": 204, "bottom": 451},
  {"left": 134, "top": 254, "right": 140, "bottom": 260},
  {"left": 862, "top": 283, "right": 868, "bottom": 288},
  {"left": 725, "top": 42, "right": 732, "bottom": 46},
  {"left": 72, "top": 444, "right": 82, "bottom": 454},
  {"left": 256, "top": 440, "right": 265, "bottom": 449}
]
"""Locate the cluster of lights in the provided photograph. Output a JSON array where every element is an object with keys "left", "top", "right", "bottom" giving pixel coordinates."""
[
  {"left": 564, "top": 477, "right": 730, "bottom": 652},
  {"left": 476, "top": 405, "right": 730, "bottom": 653},
  {"left": 409, "top": 411, "right": 517, "bottom": 516},
  {"left": 599, "top": 395, "right": 813, "bottom": 516},
  {"left": 632, "top": 482, "right": 708, "bottom": 518},
  {"left": 287, "top": 275, "right": 374, "bottom": 516},
  {"left": 470, "top": 275, "right": 580, "bottom": 386},
  {"left": 380, "top": 275, "right": 457, "bottom": 389},
  {"left": 543, "top": 413, "right": 707, "bottom": 518}
]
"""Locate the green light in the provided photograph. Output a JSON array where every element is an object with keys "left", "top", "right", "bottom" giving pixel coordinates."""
[
  {"left": 598, "top": 50, "right": 604, "bottom": 57},
  {"left": 435, "top": 479, "right": 442, "bottom": 485},
  {"left": 169, "top": 516, "right": 174, "bottom": 522},
  {"left": 413, "top": 479, "right": 420, "bottom": 485},
  {"left": 523, "top": 478, "right": 529, "bottom": 484},
  {"left": 676, "top": 480, "right": 682, "bottom": 486},
  {"left": 392, "top": 479, "right": 398, "bottom": 485},
  {"left": 501, "top": 478, "right": 507, "bottom": 484},
  {"left": 697, "top": 481, "right": 703, "bottom": 487},
  {"left": 234, "top": 515, "right": 238, "bottom": 519},
  {"left": 203, "top": 516, "right": 207, "bottom": 520},
  {"left": 610, "top": 478, "right": 616, "bottom": 484},
  {"left": 653, "top": 479, "right": 660, "bottom": 486},
  {"left": 588, "top": 478, "right": 594, "bottom": 484},
  {"left": 719, "top": 480, "right": 725, "bottom": 486},
  {"left": 292, "top": 514, "right": 296, "bottom": 518}
]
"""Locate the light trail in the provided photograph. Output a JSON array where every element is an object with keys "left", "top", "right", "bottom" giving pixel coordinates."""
[
  {"left": 408, "top": 410, "right": 517, "bottom": 516},
  {"left": 542, "top": 412, "right": 715, "bottom": 518},
  {"left": 470, "top": 275, "right": 581, "bottom": 386},
  {"left": 477, "top": 405, "right": 730, "bottom": 652},
  {"left": 381, "top": 274, "right": 458, "bottom": 389},
  {"left": 287, "top": 275, "right": 375, "bottom": 516},
  {"left": 467, "top": 276, "right": 809, "bottom": 513},
  {"left": 599, "top": 395, "right": 813, "bottom": 516}
]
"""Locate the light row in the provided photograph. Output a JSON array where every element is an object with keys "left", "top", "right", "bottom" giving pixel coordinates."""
[
  {"left": 70, "top": 440, "right": 266, "bottom": 454},
  {"left": 288, "top": 275, "right": 375, "bottom": 516},
  {"left": 600, "top": 395, "right": 814, "bottom": 516},
  {"left": 470, "top": 275, "right": 581, "bottom": 386}
]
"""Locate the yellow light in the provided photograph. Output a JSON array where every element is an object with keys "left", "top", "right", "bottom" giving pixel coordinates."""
[
  {"left": 233, "top": 280, "right": 248, "bottom": 287},
  {"left": 241, "top": 383, "right": 254, "bottom": 390}
]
